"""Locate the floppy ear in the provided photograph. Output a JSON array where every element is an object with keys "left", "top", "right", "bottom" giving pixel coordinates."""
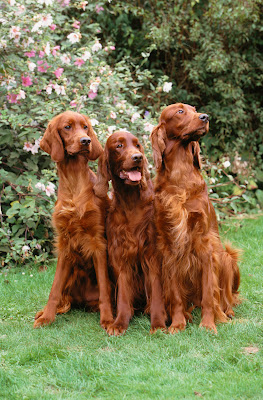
[
  {"left": 40, "top": 116, "right": 64, "bottom": 162},
  {"left": 192, "top": 142, "right": 202, "bottom": 169},
  {"left": 94, "top": 147, "right": 111, "bottom": 198},
  {"left": 150, "top": 123, "right": 166, "bottom": 170},
  {"left": 85, "top": 118, "right": 103, "bottom": 161}
]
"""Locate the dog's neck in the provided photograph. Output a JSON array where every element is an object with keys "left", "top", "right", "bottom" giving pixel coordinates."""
[
  {"left": 56, "top": 154, "right": 95, "bottom": 200},
  {"left": 156, "top": 139, "right": 204, "bottom": 190},
  {"left": 111, "top": 176, "right": 153, "bottom": 209}
]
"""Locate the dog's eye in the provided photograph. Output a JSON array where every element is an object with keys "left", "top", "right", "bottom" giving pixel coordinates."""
[
  {"left": 136, "top": 144, "right": 140, "bottom": 148},
  {"left": 177, "top": 110, "right": 184, "bottom": 114},
  {"left": 64, "top": 125, "right": 71, "bottom": 129},
  {"left": 83, "top": 125, "right": 88, "bottom": 129},
  {"left": 116, "top": 144, "right": 123, "bottom": 148}
]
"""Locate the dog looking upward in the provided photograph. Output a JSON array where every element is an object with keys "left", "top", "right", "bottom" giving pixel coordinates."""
[
  {"left": 94, "top": 130, "right": 166, "bottom": 336},
  {"left": 151, "top": 103, "right": 240, "bottom": 334},
  {"left": 34, "top": 111, "right": 113, "bottom": 330}
]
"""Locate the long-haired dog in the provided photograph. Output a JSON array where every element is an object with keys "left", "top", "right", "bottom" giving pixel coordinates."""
[
  {"left": 94, "top": 131, "right": 166, "bottom": 335},
  {"left": 34, "top": 111, "right": 113, "bottom": 330},
  {"left": 151, "top": 103, "right": 240, "bottom": 333}
]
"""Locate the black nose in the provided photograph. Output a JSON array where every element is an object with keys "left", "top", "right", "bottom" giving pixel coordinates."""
[
  {"left": 199, "top": 113, "right": 209, "bottom": 123},
  {"left": 80, "top": 136, "right": 91, "bottom": 145},
  {"left": 131, "top": 153, "right": 143, "bottom": 163}
]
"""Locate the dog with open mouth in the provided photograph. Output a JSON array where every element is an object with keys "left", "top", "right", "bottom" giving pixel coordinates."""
[{"left": 94, "top": 130, "right": 166, "bottom": 336}]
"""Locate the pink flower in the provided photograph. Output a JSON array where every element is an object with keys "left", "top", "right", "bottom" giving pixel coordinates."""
[
  {"left": 39, "top": 50, "right": 45, "bottom": 58},
  {"left": 74, "top": 58, "right": 85, "bottom": 67},
  {"left": 7, "top": 93, "right": 18, "bottom": 103},
  {"left": 21, "top": 76, "right": 33, "bottom": 87},
  {"left": 88, "top": 90, "right": 97, "bottom": 100},
  {"left": 50, "top": 24, "right": 57, "bottom": 31},
  {"left": 70, "top": 100, "right": 77, "bottom": 107},
  {"left": 110, "top": 46, "right": 115, "bottom": 50},
  {"left": 80, "top": 1, "right": 88, "bottom": 10},
  {"left": 37, "top": 61, "right": 50, "bottom": 72},
  {"left": 54, "top": 68, "right": 64, "bottom": 78},
  {"left": 25, "top": 50, "right": 36, "bottom": 58},
  {"left": 52, "top": 45, "right": 60, "bottom": 56},
  {"left": 95, "top": 5, "right": 104, "bottom": 13},
  {"left": 72, "top": 20, "right": 80, "bottom": 29}
]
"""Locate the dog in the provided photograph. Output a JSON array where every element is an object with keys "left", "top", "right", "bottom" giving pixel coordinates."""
[
  {"left": 150, "top": 103, "right": 240, "bottom": 333},
  {"left": 34, "top": 111, "right": 113, "bottom": 330},
  {"left": 94, "top": 130, "right": 166, "bottom": 335}
]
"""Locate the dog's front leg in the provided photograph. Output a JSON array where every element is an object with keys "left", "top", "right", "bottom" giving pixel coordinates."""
[
  {"left": 107, "top": 269, "right": 133, "bottom": 336},
  {"left": 93, "top": 249, "right": 114, "bottom": 331},
  {"left": 34, "top": 254, "right": 71, "bottom": 328}
]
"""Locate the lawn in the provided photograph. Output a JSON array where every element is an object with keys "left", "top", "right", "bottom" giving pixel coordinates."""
[{"left": 0, "top": 216, "right": 262, "bottom": 400}]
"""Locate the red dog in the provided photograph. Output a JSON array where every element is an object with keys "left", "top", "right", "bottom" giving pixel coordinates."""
[
  {"left": 151, "top": 103, "right": 240, "bottom": 333},
  {"left": 95, "top": 131, "right": 166, "bottom": 335},
  {"left": 34, "top": 111, "right": 113, "bottom": 330}
]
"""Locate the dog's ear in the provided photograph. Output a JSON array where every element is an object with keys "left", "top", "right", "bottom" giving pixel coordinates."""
[
  {"left": 94, "top": 147, "right": 111, "bottom": 197},
  {"left": 85, "top": 118, "right": 103, "bottom": 161},
  {"left": 40, "top": 116, "right": 64, "bottom": 162},
  {"left": 150, "top": 123, "right": 166, "bottom": 170},
  {"left": 192, "top": 142, "right": 202, "bottom": 169}
]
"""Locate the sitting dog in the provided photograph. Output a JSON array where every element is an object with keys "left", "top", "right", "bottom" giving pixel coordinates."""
[
  {"left": 34, "top": 111, "right": 113, "bottom": 330},
  {"left": 94, "top": 131, "right": 166, "bottom": 335},
  {"left": 150, "top": 103, "right": 240, "bottom": 333}
]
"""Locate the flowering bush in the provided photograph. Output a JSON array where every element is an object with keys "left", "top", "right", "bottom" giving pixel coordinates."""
[
  {"left": 0, "top": 0, "right": 261, "bottom": 267},
  {"left": 0, "top": 0, "right": 174, "bottom": 267}
]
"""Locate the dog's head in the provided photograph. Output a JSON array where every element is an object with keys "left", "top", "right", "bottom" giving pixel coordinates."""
[
  {"left": 94, "top": 131, "right": 150, "bottom": 197},
  {"left": 40, "top": 111, "right": 103, "bottom": 162},
  {"left": 150, "top": 103, "right": 209, "bottom": 170}
]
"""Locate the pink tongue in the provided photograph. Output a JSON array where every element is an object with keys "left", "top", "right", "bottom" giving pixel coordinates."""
[{"left": 127, "top": 170, "right": 141, "bottom": 181}]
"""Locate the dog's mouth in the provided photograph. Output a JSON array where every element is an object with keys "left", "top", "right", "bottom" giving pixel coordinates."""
[
  {"left": 119, "top": 167, "right": 142, "bottom": 185},
  {"left": 184, "top": 127, "right": 208, "bottom": 141}
]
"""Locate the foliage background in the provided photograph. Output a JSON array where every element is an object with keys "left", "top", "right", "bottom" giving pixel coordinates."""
[{"left": 0, "top": 0, "right": 263, "bottom": 266}]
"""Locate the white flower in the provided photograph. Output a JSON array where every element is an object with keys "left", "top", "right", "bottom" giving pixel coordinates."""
[
  {"left": 91, "top": 40, "right": 102, "bottom": 52},
  {"left": 90, "top": 80, "right": 100, "bottom": 93},
  {"left": 46, "top": 84, "right": 53, "bottom": 94},
  {"left": 163, "top": 82, "right": 173, "bottom": 93},
  {"left": 53, "top": 83, "right": 66, "bottom": 95},
  {"left": 44, "top": 42, "right": 50, "bottom": 55},
  {"left": 23, "top": 37, "right": 34, "bottom": 48},
  {"left": 0, "top": 18, "right": 7, "bottom": 25},
  {"left": 108, "top": 125, "right": 116, "bottom": 134},
  {"left": 35, "top": 182, "right": 46, "bottom": 191},
  {"left": 82, "top": 50, "right": 91, "bottom": 61},
  {"left": 10, "top": 26, "right": 21, "bottom": 41},
  {"left": 17, "top": 90, "right": 26, "bottom": 100},
  {"left": 144, "top": 122, "right": 155, "bottom": 133},
  {"left": 90, "top": 118, "right": 99, "bottom": 126},
  {"left": 45, "top": 182, "right": 56, "bottom": 197},
  {"left": 67, "top": 32, "right": 82, "bottom": 44},
  {"left": 32, "top": 21, "right": 42, "bottom": 33},
  {"left": 60, "top": 54, "right": 71, "bottom": 64},
  {"left": 31, "top": 143, "right": 40, "bottom": 154},
  {"left": 222, "top": 160, "right": 231, "bottom": 169},
  {"left": 9, "top": 0, "right": 16, "bottom": 5},
  {"left": 28, "top": 61, "right": 36, "bottom": 71},
  {"left": 22, "top": 245, "right": 30, "bottom": 254},
  {"left": 41, "top": 14, "right": 53, "bottom": 27},
  {"left": 110, "top": 111, "right": 116, "bottom": 119},
  {"left": 38, "top": 0, "right": 54, "bottom": 5},
  {"left": 23, "top": 142, "right": 33, "bottom": 152},
  {"left": 131, "top": 112, "right": 140, "bottom": 123}
]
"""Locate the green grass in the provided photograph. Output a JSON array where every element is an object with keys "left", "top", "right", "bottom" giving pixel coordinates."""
[{"left": 0, "top": 216, "right": 263, "bottom": 400}]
